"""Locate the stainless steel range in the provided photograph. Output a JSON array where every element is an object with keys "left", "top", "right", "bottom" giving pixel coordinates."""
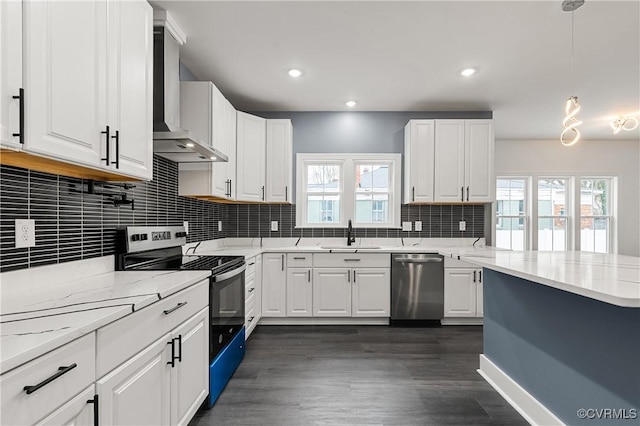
[{"left": 116, "top": 226, "right": 246, "bottom": 408}]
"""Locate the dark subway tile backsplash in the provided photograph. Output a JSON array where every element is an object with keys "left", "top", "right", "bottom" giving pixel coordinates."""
[{"left": 0, "top": 155, "right": 484, "bottom": 273}]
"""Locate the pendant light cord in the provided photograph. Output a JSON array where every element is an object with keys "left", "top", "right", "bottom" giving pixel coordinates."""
[{"left": 570, "top": 10, "right": 575, "bottom": 96}]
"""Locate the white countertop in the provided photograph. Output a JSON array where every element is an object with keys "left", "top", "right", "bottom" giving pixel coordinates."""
[
  {"left": 440, "top": 247, "right": 640, "bottom": 308},
  {"left": 0, "top": 267, "right": 211, "bottom": 373}
]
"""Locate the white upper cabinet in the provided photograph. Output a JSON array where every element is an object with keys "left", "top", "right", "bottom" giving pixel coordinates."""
[
  {"left": 464, "top": 120, "right": 494, "bottom": 202},
  {"left": 178, "top": 82, "right": 237, "bottom": 199},
  {"left": 434, "top": 119, "right": 494, "bottom": 203},
  {"left": 404, "top": 120, "right": 435, "bottom": 203},
  {"left": 107, "top": 0, "right": 153, "bottom": 180},
  {"left": 265, "top": 119, "right": 292, "bottom": 203},
  {"left": 0, "top": 0, "right": 22, "bottom": 150},
  {"left": 236, "top": 111, "right": 266, "bottom": 202},
  {"left": 23, "top": 0, "right": 108, "bottom": 167},
  {"left": 11, "top": 0, "right": 153, "bottom": 180}
]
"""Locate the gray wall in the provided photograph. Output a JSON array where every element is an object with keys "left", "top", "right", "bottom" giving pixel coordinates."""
[{"left": 483, "top": 269, "right": 640, "bottom": 425}]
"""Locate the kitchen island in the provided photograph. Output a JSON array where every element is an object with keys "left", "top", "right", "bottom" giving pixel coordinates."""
[{"left": 441, "top": 249, "right": 640, "bottom": 425}]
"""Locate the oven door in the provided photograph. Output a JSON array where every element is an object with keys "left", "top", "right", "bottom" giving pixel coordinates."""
[{"left": 210, "top": 263, "right": 246, "bottom": 361}]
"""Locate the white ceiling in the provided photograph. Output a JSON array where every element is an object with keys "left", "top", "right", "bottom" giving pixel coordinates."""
[{"left": 151, "top": 0, "right": 640, "bottom": 141}]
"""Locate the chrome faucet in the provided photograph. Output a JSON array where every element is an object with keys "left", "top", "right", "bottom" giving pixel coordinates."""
[{"left": 347, "top": 219, "right": 356, "bottom": 246}]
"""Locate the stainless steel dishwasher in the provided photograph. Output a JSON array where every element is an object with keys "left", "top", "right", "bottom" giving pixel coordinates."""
[{"left": 391, "top": 253, "right": 444, "bottom": 323}]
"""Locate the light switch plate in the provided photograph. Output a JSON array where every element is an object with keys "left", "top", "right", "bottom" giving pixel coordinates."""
[
  {"left": 183, "top": 221, "right": 189, "bottom": 234},
  {"left": 402, "top": 221, "right": 412, "bottom": 231},
  {"left": 414, "top": 221, "right": 422, "bottom": 231},
  {"left": 459, "top": 221, "right": 466, "bottom": 231},
  {"left": 218, "top": 221, "right": 223, "bottom": 232},
  {"left": 15, "top": 219, "right": 35, "bottom": 248},
  {"left": 271, "top": 221, "right": 278, "bottom": 231}
]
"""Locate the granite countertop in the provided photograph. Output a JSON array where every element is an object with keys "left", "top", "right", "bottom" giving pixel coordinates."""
[
  {"left": 0, "top": 268, "right": 211, "bottom": 373},
  {"left": 440, "top": 247, "right": 640, "bottom": 308}
]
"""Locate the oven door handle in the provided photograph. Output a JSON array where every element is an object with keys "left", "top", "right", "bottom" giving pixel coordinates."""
[{"left": 212, "top": 263, "right": 247, "bottom": 282}]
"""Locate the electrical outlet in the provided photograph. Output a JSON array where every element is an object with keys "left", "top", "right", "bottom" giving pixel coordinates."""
[
  {"left": 414, "top": 221, "right": 422, "bottom": 231},
  {"left": 15, "top": 219, "right": 35, "bottom": 248},
  {"left": 459, "top": 221, "right": 466, "bottom": 231},
  {"left": 271, "top": 221, "right": 278, "bottom": 231},
  {"left": 183, "top": 221, "right": 189, "bottom": 234},
  {"left": 402, "top": 221, "right": 412, "bottom": 231},
  {"left": 218, "top": 221, "right": 223, "bottom": 232}
]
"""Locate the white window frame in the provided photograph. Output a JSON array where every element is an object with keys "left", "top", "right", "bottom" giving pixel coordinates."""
[
  {"left": 536, "top": 177, "right": 572, "bottom": 251},
  {"left": 495, "top": 177, "right": 529, "bottom": 251},
  {"left": 578, "top": 177, "right": 616, "bottom": 253},
  {"left": 296, "top": 153, "right": 402, "bottom": 228}
]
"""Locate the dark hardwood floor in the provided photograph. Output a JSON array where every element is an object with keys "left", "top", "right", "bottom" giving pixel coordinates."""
[{"left": 190, "top": 325, "right": 528, "bottom": 426}]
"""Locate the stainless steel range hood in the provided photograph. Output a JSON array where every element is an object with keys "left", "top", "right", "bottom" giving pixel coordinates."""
[{"left": 152, "top": 19, "right": 228, "bottom": 163}]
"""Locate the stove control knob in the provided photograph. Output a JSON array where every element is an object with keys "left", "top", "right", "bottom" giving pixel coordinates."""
[
  {"left": 140, "top": 234, "right": 148, "bottom": 240},
  {"left": 131, "top": 234, "right": 141, "bottom": 242},
  {"left": 176, "top": 232, "right": 187, "bottom": 238}
]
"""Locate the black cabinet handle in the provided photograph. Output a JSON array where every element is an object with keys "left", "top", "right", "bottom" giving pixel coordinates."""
[
  {"left": 308, "top": 270, "right": 311, "bottom": 282},
  {"left": 248, "top": 316, "right": 255, "bottom": 323},
  {"left": 111, "top": 130, "right": 120, "bottom": 169},
  {"left": 353, "top": 270, "right": 356, "bottom": 283},
  {"left": 229, "top": 179, "right": 232, "bottom": 198},
  {"left": 87, "top": 394, "right": 99, "bottom": 426},
  {"left": 412, "top": 186, "right": 415, "bottom": 202},
  {"left": 293, "top": 257, "right": 306, "bottom": 260},
  {"left": 479, "top": 270, "right": 482, "bottom": 283},
  {"left": 473, "top": 270, "right": 477, "bottom": 283},
  {"left": 23, "top": 363, "right": 77, "bottom": 394},
  {"left": 461, "top": 186, "right": 464, "bottom": 202},
  {"left": 285, "top": 186, "right": 288, "bottom": 202},
  {"left": 262, "top": 185, "right": 265, "bottom": 201},
  {"left": 248, "top": 287, "right": 255, "bottom": 293},
  {"left": 163, "top": 301, "right": 187, "bottom": 315},
  {"left": 167, "top": 339, "right": 176, "bottom": 367},
  {"left": 101, "top": 126, "right": 110, "bottom": 165},
  {"left": 347, "top": 270, "right": 350, "bottom": 282},
  {"left": 466, "top": 186, "right": 469, "bottom": 202},
  {"left": 281, "top": 254, "right": 284, "bottom": 271},
  {"left": 176, "top": 335, "right": 182, "bottom": 363},
  {"left": 12, "top": 88, "right": 24, "bottom": 144}
]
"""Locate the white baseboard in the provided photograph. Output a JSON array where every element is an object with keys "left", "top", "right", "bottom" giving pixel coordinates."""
[
  {"left": 478, "top": 355, "right": 564, "bottom": 426},
  {"left": 258, "top": 317, "right": 389, "bottom": 325}
]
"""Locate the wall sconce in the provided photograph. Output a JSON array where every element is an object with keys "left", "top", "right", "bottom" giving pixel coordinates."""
[{"left": 610, "top": 116, "right": 639, "bottom": 134}]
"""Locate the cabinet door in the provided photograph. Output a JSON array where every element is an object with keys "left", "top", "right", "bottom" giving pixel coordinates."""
[
  {"left": 211, "top": 85, "right": 229, "bottom": 198},
  {"left": 0, "top": 0, "right": 22, "bottom": 150},
  {"left": 465, "top": 120, "right": 494, "bottom": 202},
  {"left": 434, "top": 120, "right": 465, "bottom": 202},
  {"left": 261, "top": 253, "right": 286, "bottom": 317},
  {"left": 313, "top": 268, "right": 351, "bottom": 317},
  {"left": 224, "top": 100, "right": 237, "bottom": 198},
  {"left": 107, "top": 0, "right": 153, "bottom": 180},
  {"left": 444, "top": 268, "right": 476, "bottom": 317},
  {"left": 404, "top": 120, "right": 435, "bottom": 203},
  {"left": 171, "top": 308, "right": 209, "bottom": 426},
  {"left": 266, "top": 119, "right": 292, "bottom": 202},
  {"left": 352, "top": 268, "right": 390, "bottom": 317},
  {"left": 236, "top": 111, "right": 266, "bottom": 202},
  {"left": 286, "top": 268, "right": 313, "bottom": 317},
  {"left": 97, "top": 335, "right": 171, "bottom": 426},
  {"left": 38, "top": 385, "right": 95, "bottom": 426},
  {"left": 23, "top": 0, "right": 108, "bottom": 167},
  {"left": 476, "top": 269, "right": 484, "bottom": 317}
]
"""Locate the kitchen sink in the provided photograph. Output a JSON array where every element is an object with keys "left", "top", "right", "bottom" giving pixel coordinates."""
[{"left": 320, "top": 245, "right": 382, "bottom": 250}]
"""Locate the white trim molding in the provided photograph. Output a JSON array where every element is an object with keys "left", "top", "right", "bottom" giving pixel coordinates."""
[{"left": 478, "top": 355, "right": 565, "bottom": 426}]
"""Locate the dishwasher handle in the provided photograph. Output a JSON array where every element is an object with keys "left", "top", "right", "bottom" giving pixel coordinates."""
[{"left": 393, "top": 256, "right": 443, "bottom": 263}]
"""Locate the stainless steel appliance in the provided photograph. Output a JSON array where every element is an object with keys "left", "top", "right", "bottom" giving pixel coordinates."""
[
  {"left": 116, "top": 226, "right": 245, "bottom": 408},
  {"left": 391, "top": 254, "right": 444, "bottom": 323}
]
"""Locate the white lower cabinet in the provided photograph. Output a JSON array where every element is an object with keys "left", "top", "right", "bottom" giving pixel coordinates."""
[
  {"left": 38, "top": 385, "right": 96, "bottom": 426},
  {"left": 287, "top": 267, "right": 313, "bottom": 316},
  {"left": 245, "top": 255, "right": 262, "bottom": 338},
  {"left": 261, "top": 253, "right": 286, "bottom": 317},
  {"left": 352, "top": 268, "right": 390, "bottom": 317},
  {"left": 444, "top": 258, "right": 483, "bottom": 318},
  {"left": 312, "top": 268, "right": 352, "bottom": 316},
  {"left": 97, "top": 307, "right": 208, "bottom": 426},
  {"left": 96, "top": 334, "right": 171, "bottom": 426}
]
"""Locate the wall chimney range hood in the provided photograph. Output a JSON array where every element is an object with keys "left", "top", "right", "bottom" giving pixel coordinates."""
[{"left": 152, "top": 12, "right": 228, "bottom": 163}]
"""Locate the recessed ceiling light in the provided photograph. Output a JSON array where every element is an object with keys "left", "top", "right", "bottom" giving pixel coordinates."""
[
  {"left": 461, "top": 68, "right": 477, "bottom": 77},
  {"left": 210, "top": 156, "right": 217, "bottom": 160},
  {"left": 345, "top": 100, "right": 357, "bottom": 108},
  {"left": 186, "top": 142, "right": 195, "bottom": 148},
  {"left": 288, "top": 69, "right": 303, "bottom": 78}
]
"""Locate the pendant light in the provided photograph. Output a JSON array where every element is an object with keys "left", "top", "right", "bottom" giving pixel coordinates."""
[{"left": 560, "top": 0, "right": 584, "bottom": 146}]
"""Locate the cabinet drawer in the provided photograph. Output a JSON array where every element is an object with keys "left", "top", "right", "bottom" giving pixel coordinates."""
[
  {"left": 0, "top": 333, "right": 95, "bottom": 426},
  {"left": 246, "top": 257, "right": 257, "bottom": 278},
  {"left": 287, "top": 253, "right": 313, "bottom": 267},
  {"left": 245, "top": 289, "right": 256, "bottom": 310},
  {"left": 444, "top": 257, "right": 475, "bottom": 268},
  {"left": 314, "top": 253, "right": 390, "bottom": 268},
  {"left": 96, "top": 279, "right": 208, "bottom": 378}
]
